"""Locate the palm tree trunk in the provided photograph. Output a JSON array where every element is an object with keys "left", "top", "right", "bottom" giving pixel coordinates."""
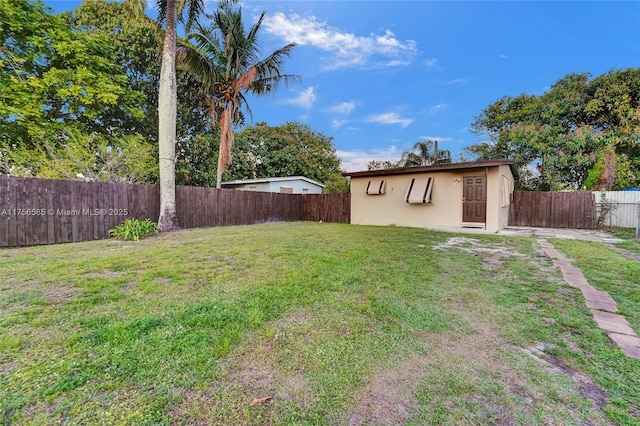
[
  {"left": 157, "top": 0, "right": 179, "bottom": 231},
  {"left": 215, "top": 105, "right": 234, "bottom": 189}
]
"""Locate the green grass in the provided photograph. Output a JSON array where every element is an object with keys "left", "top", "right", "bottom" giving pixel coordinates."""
[
  {"left": 1, "top": 223, "right": 638, "bottom": 425},
  {"left": 610, "top": 227, "right": 640, "bottom": 256}
]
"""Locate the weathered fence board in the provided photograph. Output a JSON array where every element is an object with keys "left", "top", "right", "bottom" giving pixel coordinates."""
[
  {"left": 0, "top": 175, "right": 350, "bottom": 247},
  {"left": 509, "top": 190, "right": 596, "bottom": 229},
  {"left": 303, "top": 193, "right": 351, "bottom": 223}
]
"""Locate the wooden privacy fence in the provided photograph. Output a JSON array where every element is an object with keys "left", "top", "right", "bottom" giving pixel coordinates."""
[
  {"left": 509, "top": 190, "right": 596, "bottom": 229},
  {"left": 303, "top": 192, "right": 351, "bottom": 223},
  {"left": 0, "top": 175, "right": 350, "bottom": 247}
]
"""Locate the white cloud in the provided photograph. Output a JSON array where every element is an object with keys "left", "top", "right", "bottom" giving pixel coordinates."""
[
  {"left": 332, "top": 119, "right": 349, "bottom": 129},
  {"left": 499, "top": 54, "right": 508, "bottom": 59},
  {"left": 386, "top": 59, "right": 411, "bottom": 67},
  {"left": 419, "top": 136, "right": 454, "bottom": 142},
  {"left": 443, "top": 78, "right": 469, "bottom": 85},
  {"left": 329, "top": 101, "right": 356, "bottom": 115},
  {"left": 337, "top": 145, "right": 403, "bottom": 172},
  {"left": 285, "top": 86, "right": 316, "bottom": 109},
  {"left": 263, "top": 13, "right": 418, "bottom": 69},
  {"left": 424, "top": 58, "right": 440, "bottom": 70},
  {"left": 428, "top": 103, "right": 449, "bottom": 115},
  {"left": 367, "top": 112, "right": 413, "bottom": 128}
]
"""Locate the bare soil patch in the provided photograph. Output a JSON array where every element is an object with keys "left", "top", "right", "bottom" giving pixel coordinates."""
[
  {"left": 43, "top": 285, "right": 83, "bottom": 303},
  {"left": 433, "top": 237, "right": 525, "bottom": 258},
  {"left": 348, "top": 357, "right": 426, "bottom": 426}
]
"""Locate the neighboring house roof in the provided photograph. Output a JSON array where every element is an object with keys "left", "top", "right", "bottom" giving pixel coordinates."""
[
  {"left": 342, "top": 159, "right": 519, "bottom": 180},
  {"left": 221, "top": 176, "right": 326, "bottom": 188}
]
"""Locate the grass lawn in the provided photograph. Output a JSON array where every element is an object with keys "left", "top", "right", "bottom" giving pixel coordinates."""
[
  {"left": 1, "top": 222, "right": 639, "bottom": 425},
  {"left": 611, "top": 228, "right": 640, "bottom": 256}
]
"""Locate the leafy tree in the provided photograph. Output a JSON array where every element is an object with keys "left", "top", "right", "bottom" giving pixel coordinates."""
[
  {"left": 467, "top": 69, "right": 640, "bottom": 190},
  {"left": 38, "top": 129, "right": 158, "bottom": 183},
  {"left": 175, "top": 132, "right": 221, "bottom": 187},
  {"left": 0, "top": 0, "right": 144, "bottom": 172},
  {"left": 174, "top": 122, "right": 348, "bottom": 192},
  {"left": 176, "top": 0, "right": 300, "bottom": 188},
  {"left": 64, "top": 0, "right": 163, "bottom": 140},
  {"left": 323, "top": 174, "right": 350, "bottom": 194},
  {"left": 399, "top": 140, "right": 452, "bottom": 167},
  {"left": 230, "top": 122, "right": 344, "bottom": 187},
  {"left": 68, "top": 0, "right": 215, "bottom": 143}
]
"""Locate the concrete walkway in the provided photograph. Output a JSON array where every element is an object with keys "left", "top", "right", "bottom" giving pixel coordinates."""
[
  {"left": 497, "top": 226, "right": 624, "bottom": 243},
  {"left": 538, "top": 239, "right": 640, "bottom": 359}
]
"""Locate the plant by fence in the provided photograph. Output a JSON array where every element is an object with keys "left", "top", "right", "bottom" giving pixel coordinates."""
[
  {"left": 509, "top": 190, "right": 596, "bottom": 229},
  {"left": 0, "top": 175, "right": 350, "bottom": 247},
  {"left": 109, "top": 218, "right": 158, "bottom": 241}
]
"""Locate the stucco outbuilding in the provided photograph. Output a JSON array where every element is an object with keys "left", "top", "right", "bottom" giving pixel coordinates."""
[{"left": 343, "top": 159, "right": 518, "bottom": 232}]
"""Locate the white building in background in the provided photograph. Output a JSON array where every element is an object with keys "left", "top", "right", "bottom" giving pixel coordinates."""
[{"left": 220, "top": 176, "right": 325, "bottom": 194}]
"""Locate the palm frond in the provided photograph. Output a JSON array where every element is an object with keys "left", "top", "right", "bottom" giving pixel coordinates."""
[
  {"left": 124, "top": 0, "right": 146, "bottom": 16},
  {"left": 177, "top": 0, "right": 205, "bottom": 32},
  {"left": 176, "top": 39, "right": 221, "bottom": 94},
  {"left": 155, "top": 0, "right": 167, "bottom": 25},
  {"left": 155, "top": 0, "right": 204, "bottom": 30}
]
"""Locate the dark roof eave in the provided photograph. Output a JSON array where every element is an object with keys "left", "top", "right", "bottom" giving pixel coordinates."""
[{"left": 342, "top": 159, "right": 519, "bottom": 180}]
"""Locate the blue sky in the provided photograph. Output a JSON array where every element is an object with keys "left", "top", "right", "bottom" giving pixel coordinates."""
[{"left": 47, "top": 1, "right": 640, "bottom": 171}]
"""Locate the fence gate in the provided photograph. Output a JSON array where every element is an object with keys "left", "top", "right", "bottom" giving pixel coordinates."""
[{"left": 509, "top": 191, "right": 596, "bottom": 229}]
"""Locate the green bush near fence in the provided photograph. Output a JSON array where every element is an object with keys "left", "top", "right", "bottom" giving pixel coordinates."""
[{"left": 108, "top": 218, "right": 157, "bottom": 241}]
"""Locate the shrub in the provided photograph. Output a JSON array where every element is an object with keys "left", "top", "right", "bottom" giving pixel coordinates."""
[{"left": 109, "top": 218, "right": 158, "bottom": 241}]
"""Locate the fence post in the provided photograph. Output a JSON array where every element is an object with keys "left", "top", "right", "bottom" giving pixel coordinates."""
[{"left": 636, "top": 203, "right": 640, "bottom": 238}]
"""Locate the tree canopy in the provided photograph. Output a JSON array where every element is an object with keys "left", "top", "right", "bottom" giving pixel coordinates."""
[
  {"left": 466, "top": 69, "right": 640, "bottom": 190},
  {"left": 399, "top": 140, "right": 452, "bottom": 167},
  {"left": 0, "top": 0, "right": 145, "bottom": 175},
  {"left": 231, "top": 122, "right": 342, "bottom": 183},
  {"left": 64, "top": 0, "right": 163, "bottom": 140},
  {"left": 177, "top": 122, "right": 348, "bottom": 192},
  {"left": 366, "top": 140, "right": 451, "bottom": 171},
  {"left": 0, "top": 0, "right": 212, "bottom": 183}
]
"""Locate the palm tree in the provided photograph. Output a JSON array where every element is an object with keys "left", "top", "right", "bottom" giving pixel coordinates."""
[
  {"left": 400, "top": 140, "right": 452, "bottom": 167},
  {"left": 154, "top": 0, "right": 204, "bottom": 231},
  {"left": 177, "top": 0, "right": 300, "bottom": 188},
  {"left": 124, "top": 0, "right": 204, "bottom": 231}
]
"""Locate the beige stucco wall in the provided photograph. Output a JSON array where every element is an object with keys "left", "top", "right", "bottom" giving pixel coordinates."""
[
  {"left": 350, "top": 165, "right": 515, "bottom": 231},
  {"left": 484, "top": 165, "right": 515, "bottom": 231}
]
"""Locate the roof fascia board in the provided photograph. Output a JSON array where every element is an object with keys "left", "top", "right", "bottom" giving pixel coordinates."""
[{"left": 342, "top": 160, "right": 518, "bottom": 180}]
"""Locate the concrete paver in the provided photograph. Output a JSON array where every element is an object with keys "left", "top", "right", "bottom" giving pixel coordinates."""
[
  {"left": 618, "top": 346, "right": 640, "bottom": 359},
  {"left": 591, "top": 310, "right": 636, "bottom": 336},
  {"left": 606, "top": 243, "right": 640, "bottom": 263},
  {"left": 608, "top": 332, "right": 640, "bottom": 348},
  {"left": 585, "top": 299, "right": 618, "bottom": 312},
  {"left": 608, "top": 333, "right": 640, "bottom": 359}
]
